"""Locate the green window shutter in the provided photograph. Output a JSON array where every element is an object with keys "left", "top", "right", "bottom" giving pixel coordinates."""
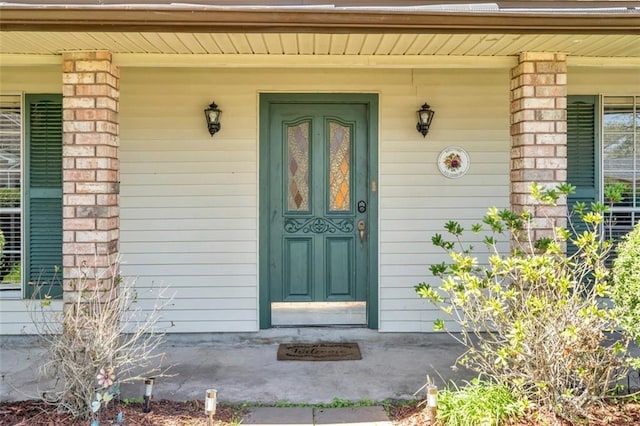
[
  {"left": 567, "top": 95, "right": 599, "bottom": 256},
  {"left": 25, "top": 94, "right": 63, "bottom": 299}
]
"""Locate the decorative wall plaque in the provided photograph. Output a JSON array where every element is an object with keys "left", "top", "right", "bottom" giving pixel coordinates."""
[{"left": 438, "top": 146, "right": 470, "bottom": 179}]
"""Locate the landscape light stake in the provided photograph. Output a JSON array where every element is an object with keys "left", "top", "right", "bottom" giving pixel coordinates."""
[
  {"left": 205, "top": 389, "right": 217, "bottom": 426},
  {"left": 143, "top": 378, "right": 154, "bottom": 413},
  {"left": 426, "top": 384, "right": 438, "bottom": 424}
]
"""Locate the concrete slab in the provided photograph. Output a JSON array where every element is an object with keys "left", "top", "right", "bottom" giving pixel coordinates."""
[
  {"left": 0, "top": 328, "right": 473, "bottom": 404},
  {"left": 242, "top": 407, "right": 314, "bottom": 425},
  {"left": 314, "top": 406, "right": 391, "bottom": 425}
]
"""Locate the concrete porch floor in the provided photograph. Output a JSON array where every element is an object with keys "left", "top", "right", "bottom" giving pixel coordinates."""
[{"left": 0, "top": 328, "right": 474, "bottom": 404}]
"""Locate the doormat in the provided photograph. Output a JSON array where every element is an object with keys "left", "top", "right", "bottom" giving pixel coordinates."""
[{"left": 277, "top": 342, "right": 362, "bottom": 361}]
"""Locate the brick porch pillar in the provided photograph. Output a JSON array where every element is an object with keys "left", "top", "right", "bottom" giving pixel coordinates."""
[
  {"left": 510, "top": 52, "right": 567, "bottom": 242},
  {"left": 62, "top": 51, "right": 120, "bottom": 300}
]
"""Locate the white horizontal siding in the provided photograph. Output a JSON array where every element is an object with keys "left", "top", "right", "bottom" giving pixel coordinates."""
[
  {"left": 0, "top": 299, "right": 63, "bottom": 335},
  {"left": 378, "top": 68, "right": 510, "bottom": 332},
  {"left": 0, "top": 67, "right": 64, "bottom": 335},
  {"left": 568, "top": 68, "right": 640, "bottom": 95},
  {"left": 119, "top": 68, "right": 259, "bottom": 333},
  {"left": 118, "top": 67, "right": 506, "bottom": 333},
  {"left": 3, "top": 63, "right": 638, "bottom": 335}
]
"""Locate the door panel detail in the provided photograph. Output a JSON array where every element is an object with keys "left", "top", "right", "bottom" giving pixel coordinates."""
[
  {"left": 326, "top": 237, "right": 355, "bottom": 298},
  {"left": 284, "top": 217, "right": 354, "bottom": 233},
  {"left": 328, "top": 120, "right": 352, "bottom": 212},
  {"left": 287, "top": 120, "right": 310, "bottom": 212},
  {"left": 284, "top": 238, "right": 313, "bottom": 299}
]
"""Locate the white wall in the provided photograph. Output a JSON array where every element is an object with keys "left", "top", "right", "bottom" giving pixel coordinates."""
[
  {"left": 118, "top": 67, "right": 511, "bottom": 333},
  {"left": 5, "top": 62, "right": 636, "bottom": 334},
  {"left": 0, "top": 66, "right": 62, "bottom": 335},
  {"left": 568, "top": 68, "right": 640, "bottom": 95}
]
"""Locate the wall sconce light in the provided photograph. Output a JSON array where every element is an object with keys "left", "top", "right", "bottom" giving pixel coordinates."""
[
  {"left": 205, "top": 389, "right": 217, "bottom": 425},
  {"left": 416, "top": 102, "right": 435, "bottom": 137},
  {"left": 204, "top": 101, "right": 222, "bottom": 136},
  {"left": 143, "top": 378, "right": 154, "bottom": 413}
]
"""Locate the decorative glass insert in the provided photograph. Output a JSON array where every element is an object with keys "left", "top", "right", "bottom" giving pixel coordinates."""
[
  {"left": 287, "top": 121, "right": 310, "bottom": 211},
  {"left": 0, "top": 95, "right": 22, "bottom": 290},
  {"left": 602, "top": 95, "right": 639, "bottom": 241},
  {"left": 328, "top": 121, "right": 350, "bottom": 212}
]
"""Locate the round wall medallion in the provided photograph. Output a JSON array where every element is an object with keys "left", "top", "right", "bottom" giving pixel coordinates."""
[{"left": 437, "top": 146, "right": 470, "bottom": 179}]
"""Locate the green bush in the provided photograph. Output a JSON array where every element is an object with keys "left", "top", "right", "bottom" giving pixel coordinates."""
[
  {"left": 0, "top": 188, "right": 20, "bottom": 207},
  {"left": 2, "top": 262, "right": 20, "bottom": 284},
  {"left": 415, "top": 183, "right": 636, "bottom": 419},
  {"left": 612, "top": 223, "right": 640, "bottom": 348},
  {"left": 437, "top": 378, "right": 525, "bottom": 426}
]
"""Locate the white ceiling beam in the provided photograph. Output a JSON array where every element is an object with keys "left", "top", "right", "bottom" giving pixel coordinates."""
[
  {"left": 0, "top": 54, "right": 62, "bottom": 66},
  {"left": 1, "top": 53, "right": 638, "bottom": 69},
  {"left": 567, "top": 56, "right": 640, "bottom": 68},
  {"left": 111, "top": 53, "right": 518, "bottom": 68}
]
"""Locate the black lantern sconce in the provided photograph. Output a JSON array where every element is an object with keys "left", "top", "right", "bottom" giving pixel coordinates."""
[
  {"left": 416, "top": 102, "right": 435, "bottom": 137},
  {"left": 204, "top": 101, "right": 222, "bottom": 136}
]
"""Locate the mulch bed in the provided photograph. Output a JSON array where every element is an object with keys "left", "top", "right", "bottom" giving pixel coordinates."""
[
  {"left": 388, "top": 399, "right": 640, "bottom": 426},
  {"left": 2, "top": 398, "right": 639, "bottom": 425},
  {"left": 0, "top": 399, "right": 241, "bottom": 426}
]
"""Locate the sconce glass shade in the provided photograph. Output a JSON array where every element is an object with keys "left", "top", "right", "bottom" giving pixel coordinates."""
[
  {"left": 416, "top": 103, "right": 435, "bottom": 137},
  {"left": 204, "top": 102, "right": 222, "bottom": 136}
]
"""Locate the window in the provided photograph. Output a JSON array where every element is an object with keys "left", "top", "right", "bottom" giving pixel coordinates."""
[
  {"left": 0, "top": 95, "right": 22, "bottom": 293},
  {"left": 602, "top": 96, "right": 640, "bottom": 241},
  {"left": 567, "top": 95, "right": 640, "bottom": 252},
  {"left": 0, "top": 93, "right": 63, "bottom": 298}
]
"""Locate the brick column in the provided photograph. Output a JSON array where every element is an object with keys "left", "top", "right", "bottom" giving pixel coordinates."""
[
  {"left": 62, "top": 51, "right": 119, "bottom": 298},
  {"left": 510, "top": 52, "right": 567, "bottom": 241}
]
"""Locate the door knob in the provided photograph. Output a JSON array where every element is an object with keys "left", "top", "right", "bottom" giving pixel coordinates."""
[{"left": 357, "top": 220, "right": 366, "bottom": 247}]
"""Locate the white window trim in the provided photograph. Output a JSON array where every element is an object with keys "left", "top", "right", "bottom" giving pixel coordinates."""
[
  {"left": 0, "top": 92, "right": 24, "bottom": 299},
  {"left": 600, "top": 94, "right": 640, "bottom": 242}
]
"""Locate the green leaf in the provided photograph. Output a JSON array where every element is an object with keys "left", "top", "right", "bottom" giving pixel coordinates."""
[
  {"left": 415, "top": 283, "right": 444, "bottom": 303},
  {"left": 433, "top": 319, "right": 445, "bottom": 331},
  {"left": 444, "top": 220, "right": 464, "bottom": 236},
  {"left": 429, "top": 262, "right": 447, "bottom": 277}
]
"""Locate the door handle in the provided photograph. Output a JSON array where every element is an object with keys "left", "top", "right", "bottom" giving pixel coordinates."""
[{"left": 357, "top": 220, "right": 366, "bottom": 247}]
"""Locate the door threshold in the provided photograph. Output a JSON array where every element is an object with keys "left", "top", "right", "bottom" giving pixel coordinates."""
[
  {"left": 272, "top": 324, "right": 368, "bottom": 329},
  {"left": 271, "top": 301, "right": 367, "bottom": 327}
]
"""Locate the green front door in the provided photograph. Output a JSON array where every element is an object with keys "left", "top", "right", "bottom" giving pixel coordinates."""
[{"left": 259, "top": 94, "right": 378, "bottom": 328}]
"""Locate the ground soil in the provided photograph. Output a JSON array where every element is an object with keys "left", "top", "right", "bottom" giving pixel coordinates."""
[{"left": 1, "top": 399, "right": 639, "bottom": 425}]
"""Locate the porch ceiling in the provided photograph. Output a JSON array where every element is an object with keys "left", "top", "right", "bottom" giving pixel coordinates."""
[
  {"left": 1, "top": 32, "right": 639, "bottom": 58},
  {"left": 1, "top": 2, "right": 638, "bottom": 60}
]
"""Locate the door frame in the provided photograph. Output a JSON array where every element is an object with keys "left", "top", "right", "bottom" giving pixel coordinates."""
[{"left": 259, "top": 93, "right": 379, "bottom": 329}]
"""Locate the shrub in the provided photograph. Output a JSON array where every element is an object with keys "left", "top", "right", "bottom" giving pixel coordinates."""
[
  {"left": 415, "top": 183, "right": 635, "bottom": 419},
  {"left": 29, "top": 259, "right": 173, "bottom": 420},
  {"left": 2, "top": 262, "right": 20, "bottom": 283},
  {"left": 612, "top": 223, "right": 640, "bottom": 348},
  {"left": 436, "top": 378, "right": 526, "bottom": 426},
  {"left": 0, "top": 188, "right": 20, "bottom": 207}
]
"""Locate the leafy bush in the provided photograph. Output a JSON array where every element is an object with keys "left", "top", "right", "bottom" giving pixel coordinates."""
[
  {"left": 437, "top": 378, "right": 526, "bottom": 426},
  {"left": 29, "top": 260, "right": 173, "bottom": 420},
  {"left": 2, "top": 261, "right": 20, "bottom": 284},
  {"left": 0, "top": 188, "right": 20, "bottom": 207},
  {"left": 612, "top": 223, "right": 640, "bottom": 348},
  {"left": 415, "top": 183, "right": 635, "bottom": 419}
]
